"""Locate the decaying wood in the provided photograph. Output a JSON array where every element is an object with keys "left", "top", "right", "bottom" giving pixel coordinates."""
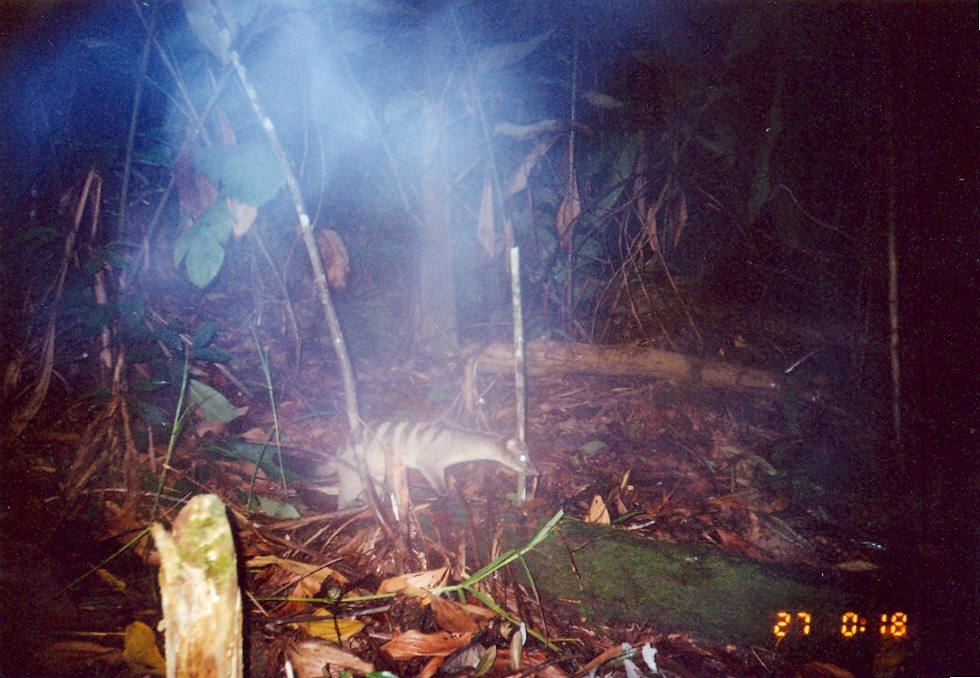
[
  {"left": 151, "top": 494, "right": 242, "bottom": 678},
  {"left": 464, "top": 339, "right": 783, "bottom": 412}
]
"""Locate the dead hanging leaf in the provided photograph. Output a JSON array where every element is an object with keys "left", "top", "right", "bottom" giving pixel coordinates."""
[
  {"left": 477, "top": 177, "right": 498, "bottom": 257},
  {"left": 287, "top": 639, "right": 375, "bottom": 678},
  {"left": 834, "top": 560, "right": 879, "bottom": 572},
  {"left": 583, "top": 90, "right": 625, "bottom": 110},
  {"left": 381, "top": 629, "right": 474, "bottom": 660},
  {"left": 175, "top": 154, "right": 218, "bottom": 219},
  {"left": 377, "top": 566, "right": 449, "bottom": 594},
  {"left": 123, "top": 621, "right": 166, "bottom": 675},
  {"left": 493, "top": 119, "right": 560, "bottom": 140},
  {"left": 556, "top": 171, "right": 581, "bottom": 251},
  {"left": 316, "top": 229, "right": 350, "bottom": 289},
  {"left": 585, "top": 495, "right": 610, "bottom": 524},
  {"left": 426, "top": 592, "right": 481, "bottom": 634},
  {"left": 672, "top": 190, "right": 688, "bottom": 248},
  {"left": 301, "top": 608, "right": 366, "bottom": 643},
  {"left": 228, "top": 198, "right": 258, "bottom": 238},
  {"left": 505, "top": 139, "right": 559, "bottom": 198}
]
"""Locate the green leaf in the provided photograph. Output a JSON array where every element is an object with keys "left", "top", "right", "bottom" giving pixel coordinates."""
[
  {"left": 188, "top": 379, "right": 241, "bottom": 423},
  {"left": 579, "top": 440, "right": 609, "bottom": 456},
  {"left": 184, "top": 231, "right": 225, "bottom": 288},
  {"left": 196, "top": 143, "right": 285, "bottom": 206},
  {"left": 116, "top": 294, "right": 146, "bottom": 330},
  {"left": 14, "top": 225, "right": 60, "bottom": 249},
  {"left": 157, "top": 325, "right": 184, "bottom": 353},
  {"left": 596, "top": 132, "right": 643, "bottom": 217},
  {"left": 189, "top": 346, "right": 231, "bottom": 363},
  {"left": 130, "top": 398, "right": 167, "bottom": 427},
  {"left": 175, "top": 202, "right": 233, "bottom": 287},
  {"left": 255, "top": 496, "right": 300, "bottom": 519},
  {"left": 130, "top": 378, "right": 168, "bottom": 393},
  {"left": 190, "top": 322, "right": 216, "bottom": 349}
]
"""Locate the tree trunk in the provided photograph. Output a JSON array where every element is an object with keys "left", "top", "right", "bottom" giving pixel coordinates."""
[{"left": 416, "top": 98, "right": 457, "bottom": 353}]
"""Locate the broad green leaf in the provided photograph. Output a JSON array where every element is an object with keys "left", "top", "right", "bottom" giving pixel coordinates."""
[
  {"left": 596, "top": 132, "right": 643, "bottom": 217},
  {"left": 580, "top": 440, "right": 608, "bottom": 456},
  {"left": 176, "top": 202, "right": 234, "bottom": 287},
  {"left": 188, "top": 379, "right": 240, "bottom": 423},
  {"left": 189, "top": 346, "right": 232, "bottom": 363},
  {"left": 190, "top": 322, "right": 216, "bottom": 349},
  {"left": 184, "top": 231, "right": 225, "bottom": 288},
  {"left": 196, "top": 143, "right": 285, "bottom": 206},
  {"left": 256, "top": 496, "right": 301, "bottom": 520}
]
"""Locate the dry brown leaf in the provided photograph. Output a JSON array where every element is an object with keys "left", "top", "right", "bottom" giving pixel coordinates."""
[
  {"left": 477, "top": 176, "right": 498, "bottom": 257},
  {"left": 615, "top": 494, "right": 629, "bottom": 517},
  {"left": 578, "top": 644, "right": 631, "bottom": 677},
  {"left": 377, "top": 566, "right": 449, "bottom": 594},
  {"left": 426, "top": 592, "right": 481, "bottom": 634},
  {"left": 522, "top": 651, "right": 569, "bottom": 678},
  {"left": 316, "top": 229, "right": 350, "bottom": 289},
  {"left": 505, "top": 140, "right": 558, "bottom": 198},
  {"left": 302, "top": 609, "right": 366, "bottom": 643},
  {"left": 95, "top": 568, "right": 126, "bottom": 592},
  {"left": 228, "top": 198, "right": 258, "bottom": 238},
  {"left": 381, "top": 629, "right": 473, "bottom": 660},
  {"left": 195, "top": 418, "right": 228, "bottom": 437},
  {"left": 417, "top": 655, "right": 445, "bottom": 678},
  {"left": 618, "top": 469, "right": 631, "bottom": 492},
  {"left": 240, "top": 427, "right": 271, "bottom": 444},
  {"left": 287, "top": 639, "right": 375, "bottom": 677},
  {"left": 459, "top": 603, "right": 498, "bottom": 619},
  {"left": 796, "top": 660, "right": 855, "bottom": 678},
  {"left": 247, "top": 555, "right": 349, "bottom": 585},
  {"left": 40, "top": 641, "right": 121, "bottom": 673},
  {"left": 175, "top": 155, "right": 217, "bottom": 218},
  {"left": 556, "top": 170, "right": 580, "bottom": 251},
  {"left": 584, "top": 495, "right": 610, "bottom": 524},
  {"left": 123, "top": 621, "right": 166, "bottom": 675},
  {"left": 101, "top": 502, "right": 153, "bottom": 561}
]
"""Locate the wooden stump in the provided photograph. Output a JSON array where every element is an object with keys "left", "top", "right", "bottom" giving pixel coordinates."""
[{"left": 151, "top": 494, "right": 243, "bottom": 678}]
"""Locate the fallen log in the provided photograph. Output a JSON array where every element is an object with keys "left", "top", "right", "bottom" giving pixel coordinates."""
[{"left": 463, "top": 339, "right": 786, "bottom": 413}]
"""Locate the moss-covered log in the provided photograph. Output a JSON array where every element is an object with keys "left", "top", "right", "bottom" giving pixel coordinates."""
[{"left": 526, "top": 519, "right": 889, "bottom": 647}]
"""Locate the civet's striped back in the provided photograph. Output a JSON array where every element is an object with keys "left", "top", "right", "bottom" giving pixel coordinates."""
[{"left": 322, "top": 421, "right": 537, "bottom": 507}]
